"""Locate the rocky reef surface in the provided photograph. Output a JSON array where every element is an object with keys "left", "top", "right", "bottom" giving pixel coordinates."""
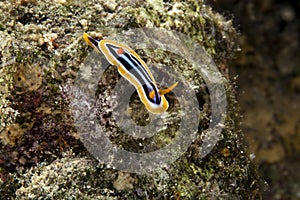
[{"left": 0, "top": 0, "right": 261, "bottom": 199}]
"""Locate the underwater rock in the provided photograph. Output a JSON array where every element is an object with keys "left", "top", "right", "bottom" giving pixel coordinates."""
[{"left": 0, "top": 0, "right": 261, "bottom": 199}]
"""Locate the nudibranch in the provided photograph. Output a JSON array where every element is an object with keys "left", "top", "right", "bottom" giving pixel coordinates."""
[{"left": 83, "top": 33, "right": 178, "bottom": 114}]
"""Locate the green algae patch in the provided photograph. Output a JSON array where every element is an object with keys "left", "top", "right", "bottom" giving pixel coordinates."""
[
  {"left": 0, "top": 0, "right": 261, "bottom": 199},
  {"left": 0, "top": 33, "right": 19, "bottom": 135},
  {"left": 122, "top": 0, "right": 238, "bottom": 63}
]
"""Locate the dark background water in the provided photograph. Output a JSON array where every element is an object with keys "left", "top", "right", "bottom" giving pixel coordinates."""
[{"left": 208, "top": 0, "right": 300, "bottom": 199}]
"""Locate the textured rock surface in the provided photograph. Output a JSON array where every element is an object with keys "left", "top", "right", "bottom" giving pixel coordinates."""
[{"left": 0, "top": 0, "right": 261, "bottom": 199}]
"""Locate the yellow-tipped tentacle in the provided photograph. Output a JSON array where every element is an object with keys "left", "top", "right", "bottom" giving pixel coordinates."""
[
  {"left": 159, "top": 82, "right": 178, "bottom": 95},
  {"left": 83, "top": 33, "right": 92, "bottom": 47}
]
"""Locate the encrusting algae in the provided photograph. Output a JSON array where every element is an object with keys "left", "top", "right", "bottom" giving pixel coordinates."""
[{"left": 0, "top": 0, "right": 262, "bottom": 199}]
